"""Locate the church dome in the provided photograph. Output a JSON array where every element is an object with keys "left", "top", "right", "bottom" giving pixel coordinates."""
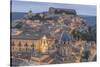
[{"left": 61, "top": 31, "right": 72, "bottom": 42}]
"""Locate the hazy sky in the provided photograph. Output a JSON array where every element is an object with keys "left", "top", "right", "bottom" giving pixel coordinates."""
[{"left": 11, "top": 0, "right": 96, "bottom": 16}]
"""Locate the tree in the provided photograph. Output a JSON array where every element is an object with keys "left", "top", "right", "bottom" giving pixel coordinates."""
[
  {"left": 15, "top": 21, "right": 23, "bottom": 29},
  {"left": 72, "top": 26, "right": 96, "bottom": 41}
]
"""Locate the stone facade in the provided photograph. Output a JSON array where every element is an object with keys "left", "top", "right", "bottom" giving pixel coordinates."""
[{"left": 11, "top": 36, "right": 55, "bottom": 54}]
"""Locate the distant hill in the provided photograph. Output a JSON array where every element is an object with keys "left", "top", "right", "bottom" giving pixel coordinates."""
[
  {"left": 79, "top": 15, "right": 96, "bottom": 26},
  {"left": 11, "top": 12, "right": 96, "bottom": 26},
  {"left": 11, "top": 12, "right": 27, "bottom": 20}
]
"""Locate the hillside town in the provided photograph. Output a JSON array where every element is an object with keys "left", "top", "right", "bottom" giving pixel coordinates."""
[{"left": 11, "top": 7, "right": 96, "bottom": 66}]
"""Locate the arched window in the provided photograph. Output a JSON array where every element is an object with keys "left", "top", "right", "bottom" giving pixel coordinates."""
[
  {"left": 11, "top": 41, "right": 15, "bottom": 52},
  {"left": 24, "top": 43, "right": 28, "bottom": 52},
  {"left": 31, "top": 43, "right": 34, "bottom": 48},
  {"left": 31, "top": 43, "right": 34, "bottom": 51},
  {"left": 18, "top": 42, "right": 21, "bottom": 47},
  {"left": 25, "top": 43, "right": 28, "bottom": 47},
  {"left": 18, "top": 42, "right": 21, "bottom": 51}
]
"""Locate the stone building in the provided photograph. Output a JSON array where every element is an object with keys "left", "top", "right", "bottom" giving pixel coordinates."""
[
  {"left": 34, "top": 35, "right": 52, "bottom": 54},
  {"left": 11, "top": 39, "right": 34, "bottom": 53},
  {"left": 49, "top": 7, "right": 77, "bottom": 15},
  {"left": 57, "top": 31, "right": 72, "bottom": 57},
  {"left": 11, "top": 35, "right": 54, "bottom": 56}
]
